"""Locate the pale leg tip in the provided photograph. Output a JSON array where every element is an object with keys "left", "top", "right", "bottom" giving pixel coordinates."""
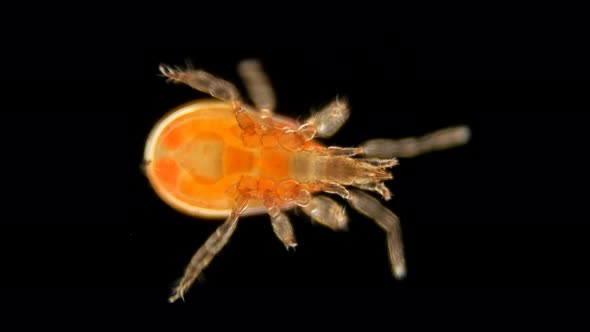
[
  {"left": 168, "top": 291, "right": 184, "bottom": 303},
  {"left": 393, "top": 265, "right": 407, "bottom": 280},
  {"left": 158, "top": 63, "right": 174, "bottom": 76},
  {"left": 455, "top": 125, "right": 472, "bottom": 144}
]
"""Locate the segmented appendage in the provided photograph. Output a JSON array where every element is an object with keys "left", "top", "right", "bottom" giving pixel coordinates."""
[
  {"left": 159, "top": 63, "right": 242, "bottom": 105},
  {"left": 307, "top": 98, "right": 350, "bottom": 138},
  {"left": 302, "top": 195, "right": 349, "bottom": 231},
  {"left": 233, "top": 108, "right": 321, "bottom": 151},
  {"left": 235, "top": 176, "right": 312, "bottom": 208}
]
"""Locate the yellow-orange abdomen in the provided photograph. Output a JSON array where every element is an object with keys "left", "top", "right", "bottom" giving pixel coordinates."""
[{"left": 144, "top": 99, "right": 300, "bottom": 218}]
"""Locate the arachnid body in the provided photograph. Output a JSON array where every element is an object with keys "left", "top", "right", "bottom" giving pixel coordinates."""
[{"left": 143, "top": 59, "right": 470, "bottom": 302}]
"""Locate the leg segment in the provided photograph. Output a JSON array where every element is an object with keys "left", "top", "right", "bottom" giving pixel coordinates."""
[
  {"left": 301, "top": 195, "right": 349, "bottom": 231},
  {"left": 355, "top": 158, "right": 399, "bottom": 168},
  {"left": 305, "top": 97, "right": 350, "bottom": 138},
  {"left": 353, "top": 182, "right": 392, "bottom": 201},
  {"left": 314, "top": 181, "right": 351, "bottom": 200},
  {"left": 159, "top": 63, "right": 242, "bottom": 104},
  {"left": 168, "top": 195, "right": 248, "bottom": 303},
  {"left": 324, "top": 146, "right": 362, "bottom": 157},
  {"left": 237, "top": 59, "right": 276, "bottom": 114},
  {"left": 266, "top": 199, "right": 297, "bottom": 249},
  {"left": 359, "top": 125, "right": 471, "bottom": 159},
  {"left": 346, "top": 189, "right": 406, "bottom": 279}
]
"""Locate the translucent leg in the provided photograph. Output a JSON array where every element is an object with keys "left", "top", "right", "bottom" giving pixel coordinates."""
[
  {"left": 324, "top": 146, "right": 362, "bottom": 157},
  {"left": 353, "top": 182, "right": 392, "bottom": 201},
  {"left": 305, "top": 97, "right": 350, "bottom": 138},
  {"left": 237, "top": 59, "right": 276, "bottom": 114},
  {"left": 346, "top": 189, "right": 406, "bottom": 279},
  {"left": 159, "top": 63, "right": 242, "bottom": 104},
  {"left": 360, "top": 125, "right": 471, "bottom": 158},
  {"left": 168, "top": 196, "right": 248, "bottom": 303},
  {"left": 316, "top": 181, "right": 351, "bottom": 200},
  {"left": 301, "top": 195, "right": 349, "bottom": 231},
  {"left": 267, "top": 205, "right": 297, "bottom": 249},
  {"left": 355, "top": 158, "right": 399, "bottom": 168}
]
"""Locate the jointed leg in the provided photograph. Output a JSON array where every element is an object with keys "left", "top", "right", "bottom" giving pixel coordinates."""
[
  {"left": 265, "top": 198, "right": 297, "bottom": 249},
  {"left": 353, "top": 182, "right": 392, "bottom": 201},
  {"left": 301, "top": 195, "right": 349, "bottom": 231},
  {"left": 323, "top": 146, "right": 362, "bottom": 157},
  {"left": 314, "top": 181, "right": 351, "bottom": 200},
  {"left": 237, "top": 59, "right": 276, "bottom": 115},
  {"left": 355, "top": 158, "right": 399, "bottom": 168},
  {"left": 287, "top": 97, "right": 350, "bottom": 147},
  {"left": 159, "top": 63, "right": 242, "bottom": 105},
  {"left": 359, "top": 125, "right": 471, "bottom": 159},
  {"left": 346, "top": 189, "right": 406, "bottom": 279},
  {"left": 305, "top": 97, "right": 350, "bottom": 138},
  {"left": 168, "top": 195, "right": 248, "bottom": 303}
]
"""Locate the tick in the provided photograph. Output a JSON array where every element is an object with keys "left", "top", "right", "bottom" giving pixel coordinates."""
[{"left": 143, "top": 59, "right": 470, "bottom": 302}]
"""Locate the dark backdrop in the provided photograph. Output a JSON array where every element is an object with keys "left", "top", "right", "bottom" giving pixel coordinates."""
[{"left": 1, "top": 10, "right": 588, "bottom": 328}]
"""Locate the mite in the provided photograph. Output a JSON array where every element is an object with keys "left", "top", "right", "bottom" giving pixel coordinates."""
[{"left": 143, "top": 59, "right": 471, "bottom": 302}]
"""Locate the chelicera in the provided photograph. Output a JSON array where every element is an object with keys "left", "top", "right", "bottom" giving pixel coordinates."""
[{"left": 143, "top": 59, "right": 470, "bottom": 302}]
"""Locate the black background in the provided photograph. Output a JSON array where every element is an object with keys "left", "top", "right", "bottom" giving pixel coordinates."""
[{"left": 1, "top": 6, "right": 589, "bottom": 328}]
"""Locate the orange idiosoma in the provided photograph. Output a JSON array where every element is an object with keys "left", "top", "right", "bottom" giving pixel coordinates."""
[{"left": 144, "top": 99, "right": 323, "bottom": 218}]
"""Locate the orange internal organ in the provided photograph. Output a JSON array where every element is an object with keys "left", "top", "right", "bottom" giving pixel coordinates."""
[
  {"left": 151, "top": 157, "right": 180, "bottom": 192},
  {"left": 224, "top": 145, "right": 254, "bottom": 175},
  {"left": 260, "top": 148, "right": 290, "bottom": 180}
]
